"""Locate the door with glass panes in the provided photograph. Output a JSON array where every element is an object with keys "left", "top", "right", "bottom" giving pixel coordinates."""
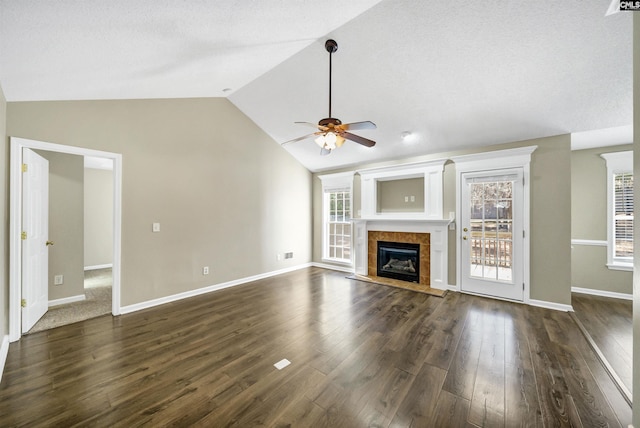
[{"left": 460, "top": 169, "right": 524, "bottom": 301}]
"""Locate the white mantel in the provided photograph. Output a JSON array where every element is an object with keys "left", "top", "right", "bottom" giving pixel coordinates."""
[
  {"left": 352, "top": 218, "right": 451, "bottom": 290},
  {"left": 353, "top": 159, "right": 451, "bottom": 290}
]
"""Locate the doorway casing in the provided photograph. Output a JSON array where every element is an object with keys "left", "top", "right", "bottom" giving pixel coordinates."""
[
  {"left": 451, "top": 146, "right": 536, "bottom": 303},
  {"left": 9, "top": 137, "right": 123, "bottom": 342}
]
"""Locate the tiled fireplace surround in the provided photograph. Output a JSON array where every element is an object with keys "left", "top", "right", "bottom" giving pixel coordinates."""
[
  {"left": 353, "top": 219, "right": 451, "bottom": 291},
  {"left": 368, "top": 231, "right": 430, "bottom": 285}
]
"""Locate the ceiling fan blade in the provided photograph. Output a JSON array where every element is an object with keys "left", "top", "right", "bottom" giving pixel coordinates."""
[
  {"left": 342, "top": 132, "right": 376, "bottom": 148},
  {"left": 282, "top": 133, "right": 319, "bottom": 145},
  {"left": 295, "top": 121, "right": 329, "bottom": 132},
  {"left": 339, "top": 121, "right": 376, "bottom": 131}
]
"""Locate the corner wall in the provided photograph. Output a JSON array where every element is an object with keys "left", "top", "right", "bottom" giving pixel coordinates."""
[{"left": 7, "top": 98, "right": 313, "bottom": 307}]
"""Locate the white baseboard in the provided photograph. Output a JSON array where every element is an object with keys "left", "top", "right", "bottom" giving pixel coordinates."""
[
  {"left": 84, "top": 264, "right": 113, "bottom": 271},
  {"left": 571, "top": 286, "right": 632, "bottom": 301},
  {"left": 311, "top": 262, "right": 355, "bottom": 273},
  {"left": 0, "top": 335, "right": 9, "bottom": 383},
  {"left": 120, "top": 263, "right": 313, "bottom": 315},
  {"left": 49, "top": 294, "right": 86, "bottom": 307},
  {"left": 528, "top": 298, "right": 573, "bottom": 312}
]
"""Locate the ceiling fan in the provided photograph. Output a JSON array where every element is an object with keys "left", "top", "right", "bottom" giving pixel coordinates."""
[{"left": 282, "top": 39, "right": 377, "bottom": 155}]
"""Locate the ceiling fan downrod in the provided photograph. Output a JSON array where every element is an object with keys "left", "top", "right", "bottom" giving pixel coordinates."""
[{"left": 325, "top": 39, "right": 338, "bottom": 119}]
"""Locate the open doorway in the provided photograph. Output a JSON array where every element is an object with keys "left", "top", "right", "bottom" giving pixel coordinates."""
[
  {"left": 26, "top": 155, "right": 115, "bottom": 334},
  {"left": 9, "top": 137, "right": 122, "bottom": 342}
]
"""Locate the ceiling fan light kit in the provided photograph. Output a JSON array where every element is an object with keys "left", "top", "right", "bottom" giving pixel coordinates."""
[{"left": 283, "top": 39, "right": 377, "bottom": 155}]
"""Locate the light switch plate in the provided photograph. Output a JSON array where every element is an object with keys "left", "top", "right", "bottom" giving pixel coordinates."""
[{"left": 152, "top": 222, "right": 160, "bottom": 232}]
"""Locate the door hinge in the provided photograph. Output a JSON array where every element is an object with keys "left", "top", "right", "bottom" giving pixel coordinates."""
[
  {"left": 21, "top": 231, "right": 27, "bottom": 240},
  {"left": 523, "top": 283, "right": 525, "bottom": 290},
  {"left": 22, "top": 163, "right": 27, "bottom": 173},
  {"left": 523, "top": 230, "right": 525, "bottom": 238},
  {"left": 21, "top": 299, "right": 26, "bottom": 308}
]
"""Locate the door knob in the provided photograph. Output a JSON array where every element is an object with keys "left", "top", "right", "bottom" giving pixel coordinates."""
[
  {"left": 46, "top": 240, "right": 54, "bottom": 246},
  {"left": 463, "top": 236, "right": 467, "bottom": 240},
  {"left": 463, "top": 228, "right": 468, "bottom": 232}
]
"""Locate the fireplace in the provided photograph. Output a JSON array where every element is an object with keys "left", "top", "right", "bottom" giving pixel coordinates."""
[{"left": 377, "top": 241, "right": 420, "bottom": 283}]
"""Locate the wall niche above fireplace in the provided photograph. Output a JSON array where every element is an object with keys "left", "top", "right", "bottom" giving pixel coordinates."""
[{"left": 357, "top": 159, "right": 447, "bottom": 221}]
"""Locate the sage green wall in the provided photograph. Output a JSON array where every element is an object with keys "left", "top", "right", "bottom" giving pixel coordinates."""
[
  {"left": 571, "top": 145, "right": 633, "bottom": 294},
  {"left": 0, "top": 83, "right": 7, "bottom": 341},
  {"left": 7, "top": 98, "right": 312, "bottom": 307},
  {"left": 313, "top": 134, "right": 572, "bottom": 306},
  {"left": 35, "top": 151, "right": 85, "bottom": 301},
  {"left": 84, "top": 168, "right": 113, "bottom": 268},
  {"left": 377, "top": 178, "right": 424, "bottom": 213}
]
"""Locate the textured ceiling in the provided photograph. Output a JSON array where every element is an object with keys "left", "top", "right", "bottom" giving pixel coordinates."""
[{"left": 0, "top": 0, "right": 633, "bottom": 172}]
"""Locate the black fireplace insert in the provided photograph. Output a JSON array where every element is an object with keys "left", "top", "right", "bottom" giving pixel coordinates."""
[{"left": 377, "top": 241, "right": 420, "bottom": 283}]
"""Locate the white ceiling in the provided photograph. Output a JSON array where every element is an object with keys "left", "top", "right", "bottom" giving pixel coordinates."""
[{"left": 0, "top": 1, "right": 633, "bottom": 172}]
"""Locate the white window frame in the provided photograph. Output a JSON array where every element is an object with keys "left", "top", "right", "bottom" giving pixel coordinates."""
[
  {"left": 601, "top": 151, "right": 633, "bottom": 271},
  {"left": 318, "top": 171, "right": 354, "bottom": 265}
]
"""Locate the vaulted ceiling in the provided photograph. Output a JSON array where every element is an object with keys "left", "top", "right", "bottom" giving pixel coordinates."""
[{"left": 0, "top": 0, "right": 632, "bottom": 172}]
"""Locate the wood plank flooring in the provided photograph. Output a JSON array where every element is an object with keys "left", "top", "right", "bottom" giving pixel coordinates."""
[
  {"left": 571, "top": 292, "right": 633, "bottom": 396},
  {"left": 0, "top": 267, "right": 631, "bottom": 427}
]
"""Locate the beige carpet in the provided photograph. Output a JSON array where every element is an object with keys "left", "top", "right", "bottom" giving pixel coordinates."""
[{"left": 27, "top": 268, "right": 112, "bottom": 334}]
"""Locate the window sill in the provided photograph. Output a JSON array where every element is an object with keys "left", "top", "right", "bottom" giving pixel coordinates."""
[{"left": 606, "top": 263, "right": 633, "bottom": 272}]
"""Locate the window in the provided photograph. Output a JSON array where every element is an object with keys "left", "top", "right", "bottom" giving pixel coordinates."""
[
  {"left": 614, "top": 172, "right": 633, "bottom": 259},
  {"left": 601, "top": 151, "right": 633, "bottom": 271},
  {"left": 326, "top": 191, "right": 351, "bottom": 261},
  {"left": 318, "top": 172, "right": 354, "bottom": 264}
]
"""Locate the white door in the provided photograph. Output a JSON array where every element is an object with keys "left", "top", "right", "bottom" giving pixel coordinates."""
[
  {"left": 22, "top": 148, "right": 50, "bottom": 332},
  {"left": 460, "top": 169, "right": 524, "bottom": 301}
]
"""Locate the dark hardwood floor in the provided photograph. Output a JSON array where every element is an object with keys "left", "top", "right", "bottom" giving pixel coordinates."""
[
  {"left": 571, "top": 292, "right": 633, "bottom": 396},
  {"left": 0, "top": 267, "right": 631, "bottom": 427}
]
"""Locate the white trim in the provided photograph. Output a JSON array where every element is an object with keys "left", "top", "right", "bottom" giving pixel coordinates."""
[
  {"left": 84, "top": 263, "right": 113, "bottom": 271},
  {"left": 0, "top": 335, "right": 9, "bottom": 383},
  {"left": 120, "top": 263, "right": 312, "bottom": 315},
  {"left": 605, "top": 263, "right": 633, "bottom": 272},
  {"left": 528, "top": 299, "right": 574, "bottom": 312},
  {"left": 571, "top": 239, "right": 608, "bottom": 247},
  {"left": 452, "top": 146, "right": 536, "bottom": 304},
  {"left": 571, "top": 286, "right": 633, "bottom": 300},
  {"left": 9, "top": 137, "right": 123, "bottom": 342},
  {"left": 49, "top": 294, "right": 86, "bottom": 307},
  {"left": 312, "top": 262, "right": 355, "bottom": 273}
]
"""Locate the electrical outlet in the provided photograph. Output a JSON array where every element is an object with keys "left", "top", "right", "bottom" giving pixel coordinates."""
[
  {"left": 410, "top": 195, "right": 415, "bottom": 202},
  {"left": 285, "top": 252, "right": 294, "bottom": 259},
  {"left": 54, "top": 275, "right": 63, "bottom": 285},
  {"left": 404, "top": 196, "right": 409, "bottom": 202},
  {"left": 203, "top": 266, "right": 209, "bottom": 275}
]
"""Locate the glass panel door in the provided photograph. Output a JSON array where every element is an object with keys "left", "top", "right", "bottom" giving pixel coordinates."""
[{"left": 461, "top": 170, "right": 523, "bottom": 301}]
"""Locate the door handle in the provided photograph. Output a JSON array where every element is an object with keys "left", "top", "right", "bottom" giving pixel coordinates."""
[
  {"left": 46, "top": 240, "right": 54, "bottom": 246},
  {"left": 463, "top": 236, "right": 467, "bottom": 240},
  {"left": 463, "top": 228, "right": 468, "bottom": 232}
]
